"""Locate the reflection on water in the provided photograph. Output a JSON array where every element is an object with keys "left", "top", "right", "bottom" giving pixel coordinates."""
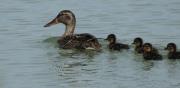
[
  {"left": 1, "top": 0, "right": 180, "bottom": 88},
  {"left": 142, "top": 61, "right": 154, "bottom": 71}
]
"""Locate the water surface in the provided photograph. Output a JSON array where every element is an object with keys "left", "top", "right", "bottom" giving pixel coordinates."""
[{"left": 1, "top": 0, "right": 180, "bottom": 88}]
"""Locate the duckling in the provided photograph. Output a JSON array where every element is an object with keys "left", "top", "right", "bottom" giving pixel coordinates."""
[
  {"left": 105, "top": 34, "right": 129, "bottom": 51},
  {"left": 142, "top": 43, "right": 162, "bottom": 60},
  {"left": 164, "top": 43, "right": 180, "bottom": 59},
  {"left": 132, "top": 37, "right": 143, "bottom": 53},
  {"left": 44, "top": 10, "right": 101, "bottom": 50}
]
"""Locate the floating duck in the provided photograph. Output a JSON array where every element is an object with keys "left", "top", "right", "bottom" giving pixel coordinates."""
[
  {"left": 142, "top": 43, "right": 162, "bottom": 60},
  {"left": 105, "top": 34, "right": 129, "bottom": 51},
  {"left": 44, "top": 10, "right": 101, "bottom": 50},
  {"left": 164, "top": 43, "right": 180, "bottom": 59},
  {"left": 132, "top": 37, "right": 143, "bottom": 53}
]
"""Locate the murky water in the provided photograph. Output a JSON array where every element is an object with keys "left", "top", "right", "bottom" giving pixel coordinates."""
[{"left": 1, "top": 0, "right": 180, "bottom": 88}]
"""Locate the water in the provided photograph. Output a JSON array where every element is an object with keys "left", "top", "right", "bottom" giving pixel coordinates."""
[{"left": 1, "top": 0, "right": 180, "bottom": 88}]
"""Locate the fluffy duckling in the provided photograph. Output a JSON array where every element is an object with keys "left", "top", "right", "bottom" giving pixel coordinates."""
[
  {"left": 132, "top": 37, "right": 143, "bottom": 53},
  {"left": 142, "top": 43, "right": 162, "bottom": 60},
  {"left": 105, "top": 34, "right": 129, "bottom": 51},
  {"left": 164, "top": 43, "right": 180, "bottom": 59}
]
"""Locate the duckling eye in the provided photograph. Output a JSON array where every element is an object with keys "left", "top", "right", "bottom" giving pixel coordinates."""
[
  {"left": 110, "top": 38, "right": 114, "bottom": 40},
  {"left": 169, "top": 47, "right": 173, "bottom": 49}
]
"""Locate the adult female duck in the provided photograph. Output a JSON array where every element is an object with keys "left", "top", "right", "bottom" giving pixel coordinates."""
[{"left": 44, "top": 10, "right": 101, "bottom": 50}]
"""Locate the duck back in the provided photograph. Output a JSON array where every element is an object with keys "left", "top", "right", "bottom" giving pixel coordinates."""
[
  {"left": 143, "top": 52, "right": 162, "bottom": 60},
  {"left": 58, "top": 33, "right": 101, "bottom": 49},
  {"left": 109, "top": 43, "right": 129, "bottom": 51},
  {"left": 168, "top": 52, "right": 180, "bottom": 59}
]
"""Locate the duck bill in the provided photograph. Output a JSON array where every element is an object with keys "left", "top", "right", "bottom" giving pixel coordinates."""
[{"left": 44, "top": 18, "right": 59, "bottom": 27}]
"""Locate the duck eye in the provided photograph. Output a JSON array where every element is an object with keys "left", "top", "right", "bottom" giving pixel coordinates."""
[{"left": 65, "top": 15, "right": 71, "bottom": 20}]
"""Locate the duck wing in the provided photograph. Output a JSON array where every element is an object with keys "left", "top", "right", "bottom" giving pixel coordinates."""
[
  {"left": 58, "top": 33, "right": 101, "bottom": 50},
  {"left": 174, "top": 52, "right": 180, "bottom": 59},
  {"left": 177, "top": 52, "right": 180, "bottom": 58}
]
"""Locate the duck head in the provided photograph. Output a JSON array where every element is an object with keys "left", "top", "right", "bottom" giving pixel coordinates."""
[
  {"left": 143, "top": 43, "right": 152, "bottom": 53},
  {"left": 164, "top": 43, "right": 177, "bottom": 53},
  {"left": 44, "top": 10, "right": 76, "bottom": 36},
  {"left": 132, "top": 37, "right": 143, "bottom": 47},
  {"left": 105, "top": 34, "right": 116, "bottom": 44}
]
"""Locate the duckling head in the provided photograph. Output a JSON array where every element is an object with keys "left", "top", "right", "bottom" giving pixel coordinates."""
[
  {"left": 132, "top": 37, "right": 143, "bottom": 47},
  {"left": 105, "top": 34, "right": 116, "bottom": 43},
  {"left": 164, "top": 43, "right": 177, "bottom": 52},
  {"left": 143, "top": 43, "right": 152, "bottom": 53}
]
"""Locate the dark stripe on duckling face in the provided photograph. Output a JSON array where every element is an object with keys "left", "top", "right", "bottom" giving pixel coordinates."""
[
  {"left": 132, "top": 37, "right": 143, "bottom": 47},
  {"left": 142, "top": 43, "right": 162, "bottom": 60},
  {"left": 131, "top": 37, "right": 143, "bottom": 53},
  {"left": 165, "top": 43, "right": 177, "bottom": 52},
  {"left": 165, "top": 43, "right": 180, "bottom": 59},
  {"left": 143, "top": 43, "right": 152, "bottom": 53},
  {"left": 105, "top": 34, "right": 116, "bottom": 43}
]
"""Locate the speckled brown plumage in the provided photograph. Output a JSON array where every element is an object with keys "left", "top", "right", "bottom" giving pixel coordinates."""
[{"left": 44, "top": 10, "right": 101, "bottom": 50}]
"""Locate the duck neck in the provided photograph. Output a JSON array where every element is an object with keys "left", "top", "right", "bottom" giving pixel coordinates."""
[
  {"left": 63, "top": 24, "right": 75, "bottom": 36},
  {"left": 136, "top": 44, "right": 142, "bottom": 49},
  {"left": 110, "top": 40, "right": 116, "bottom": 45},
  {"left": 63, "top": 15, "right": 76, "bottom": 37},
  {"left": 108, "top": 39, "right": 115, "bottom": 49}
]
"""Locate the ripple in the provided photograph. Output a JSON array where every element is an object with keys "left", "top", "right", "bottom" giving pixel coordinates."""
[
  {"left": 0, "top": 8, "right": 25, "bottom": 13},
  {"left": 1, "top": 0, "right": 180, "bottom": 88}
]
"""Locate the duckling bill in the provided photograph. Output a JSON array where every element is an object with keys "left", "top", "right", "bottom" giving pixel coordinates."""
[
  {"left": 164, "top": 43, "right": 180, "bottom": 59},
  {"left": 105, "top": 34, "right": 129, "bottom": 51},
  {"left": 44, "top": 10, "right": 101, "bottom": 50},
  {"left": 142, "top": 43, "right": 162, "bottom": 60}
]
